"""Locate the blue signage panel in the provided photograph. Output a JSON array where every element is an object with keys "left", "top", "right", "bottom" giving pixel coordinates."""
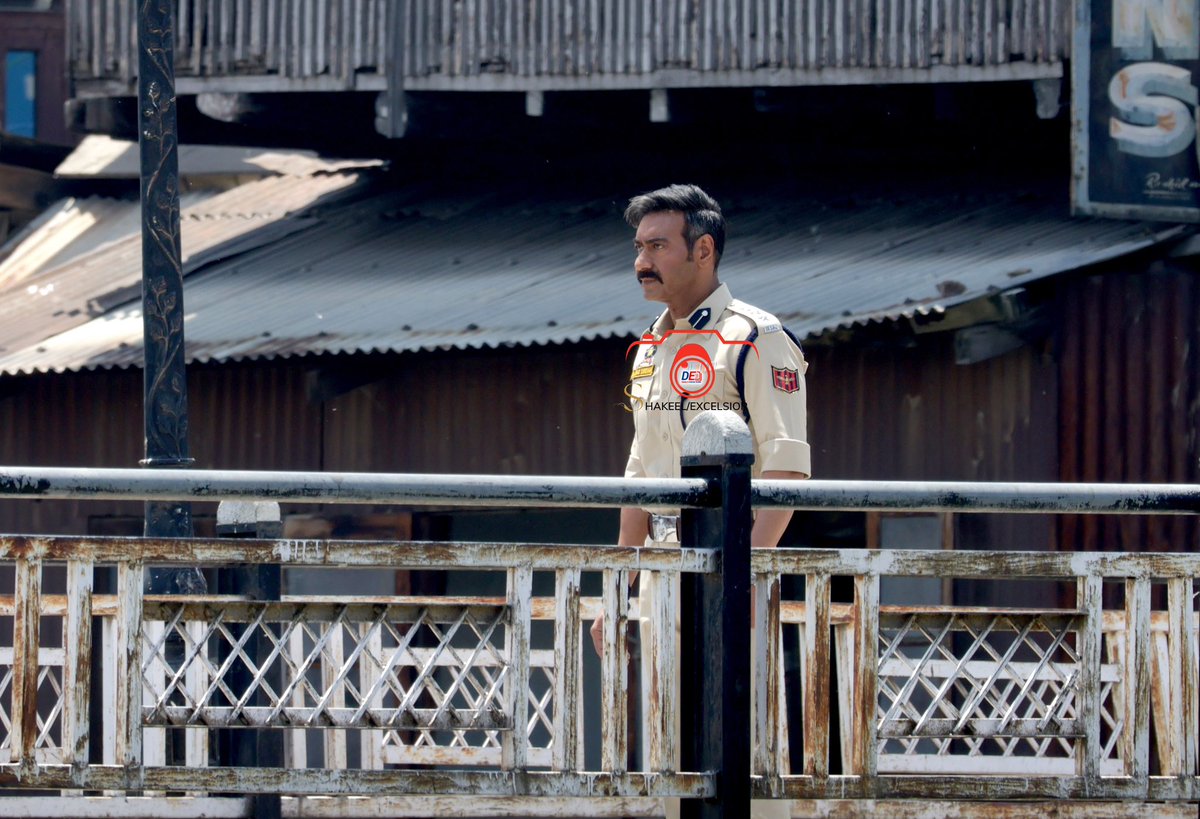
[{"left": 1072, "top": 0, "right": 1200, "bottom": 221}]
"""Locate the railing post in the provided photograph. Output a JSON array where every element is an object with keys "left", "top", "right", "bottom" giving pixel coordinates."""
[
  {"left": 680, "top": 410, "right": 753, "bottom": 818},
  {"left": 116, "top": 561, "right": 145, "bottom": 789},
  {"left": 216, "top": 501, "right": 283, "bottom": 819},
  {"left": 11, "top": 556, "right": 42, "bottom": 778},
  {"left": 64, "top": 559, "right": 94, "bottom": 783}
]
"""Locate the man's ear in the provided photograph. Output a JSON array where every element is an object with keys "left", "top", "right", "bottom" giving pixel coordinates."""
[{"left": 694, "top": 234, "right": 716, "bottom": 266}]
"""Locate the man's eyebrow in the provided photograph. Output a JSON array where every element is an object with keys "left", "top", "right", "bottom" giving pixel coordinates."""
[{"left": 633, "top": 235, "right": 670, "bottom": 245}]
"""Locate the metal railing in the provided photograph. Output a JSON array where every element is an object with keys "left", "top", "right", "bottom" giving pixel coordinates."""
[{"left": 0, "top": 411, "right": 1197, "bottom": 818}]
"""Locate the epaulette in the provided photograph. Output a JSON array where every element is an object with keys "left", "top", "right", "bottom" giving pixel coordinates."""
[{"left": 728, "top": 299, "right": 782, "bottom": 334}]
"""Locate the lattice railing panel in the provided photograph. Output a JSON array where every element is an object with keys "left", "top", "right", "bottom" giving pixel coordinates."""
[
  {"left": 140, "top": 601, "right": 522, "bottom": 735},
  {"left": 0, "top": 636, "right": 66, "bottom": 763},
  {"left": 381, "top": 657, "right": 557, "bottom": 767},
  {"left": 873, "top": 611, "right": 1123, "bottom": 774}
]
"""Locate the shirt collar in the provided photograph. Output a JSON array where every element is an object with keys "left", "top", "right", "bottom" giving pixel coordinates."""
[{"left": 651, "top": 283, "right": 733, "bottom": 335}]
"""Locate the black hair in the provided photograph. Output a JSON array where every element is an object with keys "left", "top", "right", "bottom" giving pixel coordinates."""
[{"left": 624, "top": 183, "right": 725, "bottom": 265}]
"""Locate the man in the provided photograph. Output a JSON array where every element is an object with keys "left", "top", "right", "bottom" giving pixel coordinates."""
[
  {"left": 614, "top": 183, "right": 810, "bottom": 547},
  {"left": 592, "top": 183, "right": 809, "bottom": 817}
]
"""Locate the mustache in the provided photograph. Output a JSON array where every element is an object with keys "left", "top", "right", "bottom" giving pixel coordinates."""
[{"left": 637, "top": 272, "right": 662, "bottom": 282}]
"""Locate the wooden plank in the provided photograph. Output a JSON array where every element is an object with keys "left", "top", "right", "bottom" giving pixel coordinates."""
[
  {"left": 287, "top": 627, "right": 308, "bottom": 770},
  {"left": 851, "top": 573, "right": 879, "bottom": 778},
  {"left": 552, "top": 568, "right": 581, "bottom": 771},
  {"left": 1124, "top": 577, "right": 1151, "bottom": 788},
  {"left": 599, "top": 568, "right": 629, "bottom": 772},
  {"left": 62, "top": 560, "right": 92, "bottom": 775},
  {"left": 752, "top": 571, "right": 783, "bottom": 778},
  {"left": 501, "top": 565, "right": 532, "bottom": 770},
  {"left": 1186, "top": 579, "right": 1199, "bottom": 776},
  {"left": 1077, "top": 574, "right": 1102, "bottom": 783},
  {"left": 11, "top": 557, "right": 42, "bottom": 772},
  {"left": 116, "top": 562, "right": 145, "bottom": 783},
  {"left": 184, "top": 621, "right": 209, "bottom": 796},
  {"left": 804, "top": 572, "right": 832, "bottom": 778},
  {"left": 1167, "top": 577, "right": 1198, "bottom": 775},
  {"left": 359, "top": 623, "right": 385, "bottom": 771},
  {"left": 320, "top": 622, "right": 348, "bottom": 769},
  {"left": 654, "top": 570, "right": 678, "bottom": 774}
]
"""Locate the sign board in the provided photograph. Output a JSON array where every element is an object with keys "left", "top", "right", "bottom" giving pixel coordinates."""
[{"left": 1072, "top": 0, "right": 1200, "bottom": 221}]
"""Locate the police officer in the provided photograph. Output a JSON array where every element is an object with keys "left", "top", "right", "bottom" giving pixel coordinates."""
[
  {"left": 592, "top": 184, "right": 809, "bottom": 818},
  {"left": 597, "top": 183, "right": 810, "bottom": 586}
]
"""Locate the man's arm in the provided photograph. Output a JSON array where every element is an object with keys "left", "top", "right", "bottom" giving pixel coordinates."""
[
  {"left": 589, "top": 507, "right": 649, "bottom": 656},
  {"left": 751, "top": 470, "right": 806, "bottom": 547},
  {"left": 619, "top": 506, "right": 651, "bottom": 547}
]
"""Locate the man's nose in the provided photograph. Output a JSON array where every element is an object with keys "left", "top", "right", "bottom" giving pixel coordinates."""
[{"left": 634, "top": 249, "right": 653, "bottom": 272}]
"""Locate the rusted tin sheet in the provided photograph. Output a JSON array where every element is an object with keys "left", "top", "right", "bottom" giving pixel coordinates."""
[{"left": 1058, "top": 271, "right": 1200, "bottom": 554}]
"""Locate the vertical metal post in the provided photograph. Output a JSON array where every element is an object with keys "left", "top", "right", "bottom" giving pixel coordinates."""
[
  {"left": 680, "top": 411, "right": 754, "bottom": 818},
  {"left": 138, "top": 0, "right": 204, "bottom": 593}
]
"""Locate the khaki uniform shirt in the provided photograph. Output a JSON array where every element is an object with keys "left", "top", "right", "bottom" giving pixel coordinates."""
[{"left": 624, "top": 283, "right": 811, "bottom": 482}]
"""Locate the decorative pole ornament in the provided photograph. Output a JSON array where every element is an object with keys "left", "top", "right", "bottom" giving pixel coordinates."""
[{"left": 138, "top": 0, "right": 204, "bottom": 593}]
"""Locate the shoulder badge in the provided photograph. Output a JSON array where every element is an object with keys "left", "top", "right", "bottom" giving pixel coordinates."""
[
  {"left": 729, "top": 299, "right": 782, "bottom": 334},
  {"left": 771, "top": 366, "right": 801, "bottom": 394}
]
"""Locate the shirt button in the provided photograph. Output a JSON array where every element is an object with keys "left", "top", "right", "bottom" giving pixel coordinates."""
[{"left": 662, "top": 433, "right": 668, "bottom": 441}]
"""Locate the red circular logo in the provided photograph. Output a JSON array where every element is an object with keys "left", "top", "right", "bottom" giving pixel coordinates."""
[{"left": 669, "top": 343, "right": 715, "bottom": 398}]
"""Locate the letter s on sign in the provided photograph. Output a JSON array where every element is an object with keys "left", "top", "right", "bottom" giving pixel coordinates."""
[{"left": 1108, "top": 62, "right": 1199, "bottom": 158}]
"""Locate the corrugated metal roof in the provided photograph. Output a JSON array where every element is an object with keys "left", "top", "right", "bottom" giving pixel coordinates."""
[
  {"left": 0, "top": 180, "right": 1188, "bottom": 376},
  {"left": 0, "top": 172, "right": 367, "bottom": 366},
  {"left": 54, "top": 135, "right": 384, "bottom": 179}
]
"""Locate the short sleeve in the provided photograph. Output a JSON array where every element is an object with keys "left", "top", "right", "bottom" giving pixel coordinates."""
[
  {"left": 624, "top": 439, "right": 646, "bottom": 479},
  {"left": 741, "top": 330, "right": 811, "bottom": 477}
]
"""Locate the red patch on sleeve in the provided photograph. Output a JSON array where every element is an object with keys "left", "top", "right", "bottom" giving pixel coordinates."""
[{"left": 771, "top": 366, "right": 800, "bottom": 394}]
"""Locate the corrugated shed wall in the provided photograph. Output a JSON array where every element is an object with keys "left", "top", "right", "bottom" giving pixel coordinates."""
[
  {"left": 3, "top": 264, "right": 1195, "bottom": 557},
  {"left": 0, "top": 340, "right": 633, "bottom": 535},
  {"left": 1058, "top": 262, "right": 1200, "bottom": 553},
  {"left": 320, "top": 341, "right": 632, "bottom": 476},
  {"left": 805, "top": 332, "right": 1059, "bottom": 555},
  {"left": 0, "top": 368, "right": 144, "bottom": 534}
]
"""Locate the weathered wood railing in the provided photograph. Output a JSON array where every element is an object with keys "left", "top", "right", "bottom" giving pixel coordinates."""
[
  {"left": 67, "top": 0, "right": 1069, "bottom": 96},
  {"left": 0, "top": 410, "right": 1198, "bottom": 818}
]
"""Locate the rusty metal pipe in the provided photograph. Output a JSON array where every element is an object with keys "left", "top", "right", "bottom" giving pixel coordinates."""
[
  {"left": 0, "top": 466, "right": 713, "bottom": 508},
  {"left": 1, "top": 467, "right": 1196, "bottom": 514},
  {"left": 755, "top": 479, "right": 1200, "bottom": 515}
]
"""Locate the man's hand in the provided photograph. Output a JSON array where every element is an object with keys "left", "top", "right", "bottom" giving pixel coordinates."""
[
  {"left": 589, "top": 612, "right": 605, "bottom": 657},
  {"left": 589, "top": 507, "right": 650, "bottom": 657}
]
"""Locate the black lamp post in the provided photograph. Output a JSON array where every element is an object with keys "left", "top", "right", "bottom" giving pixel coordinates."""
[{"left": 137, "top": 0, "right": 204, "bottom": 594}]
